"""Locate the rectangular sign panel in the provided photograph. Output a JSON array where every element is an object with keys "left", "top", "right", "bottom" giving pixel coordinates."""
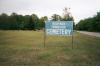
[{"left": 45, "top": 21, "right": 73, "bottom": 36}]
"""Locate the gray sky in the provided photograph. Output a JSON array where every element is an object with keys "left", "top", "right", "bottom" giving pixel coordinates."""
[{"left": 0, "top": 0, "right": 100, "bottom": 24}]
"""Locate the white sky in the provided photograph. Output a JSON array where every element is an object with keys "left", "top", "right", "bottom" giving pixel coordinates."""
[{"left": 0, "top": 0, "right": 100, "bottom": 24}]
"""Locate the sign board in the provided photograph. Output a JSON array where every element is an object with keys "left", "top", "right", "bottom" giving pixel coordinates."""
[{"left": 45, "top": 21, "right": 73, "bottom": 36}]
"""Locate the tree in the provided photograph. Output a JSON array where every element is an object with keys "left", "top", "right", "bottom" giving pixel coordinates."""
[
  {"left": 9, "top": 13, "right": 19, "bottom": 30},
  {"left": 31, "top": 14, "right": 39, "bottom": 30},
  {"left": 40, "top": 16, "right": 48, "bottom": 28},
  {"left": 62, "top": 8, "right": 74, "bottom": 21},
  {"left": 76, "top": 12, "right": 100, "bottom": 32},
  {"left": 51, "top": 14, "right": 61, "bottom": 21},
  {"left": 23, "top": 15, "right": 31, "bottom": 30},
  {"left": 0, "top": 13, "right": 10, "bottom": 30}
]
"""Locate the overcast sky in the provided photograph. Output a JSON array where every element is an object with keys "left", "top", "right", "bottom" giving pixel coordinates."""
[{"left": 0, "top": 0, "right": 100, "bottom": 23}]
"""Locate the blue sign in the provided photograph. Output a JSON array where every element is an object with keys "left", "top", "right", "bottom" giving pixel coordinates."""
[{"left": 45, "top": 21, "right": 73, "bottom": 36}]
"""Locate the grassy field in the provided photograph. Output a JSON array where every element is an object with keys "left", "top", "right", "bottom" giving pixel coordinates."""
[{"left": 0, "top": 30, "right": 100, "bottom": 66}]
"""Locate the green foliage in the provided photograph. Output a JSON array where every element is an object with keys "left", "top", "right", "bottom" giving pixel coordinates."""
[
  {"left": 0, "top": 13, "right": 9, "bottom": 30},
  {"left": 40, "top": 16, "right": 48, "bottom": 28},
  {"left": 0, "top": 8, "right": 75, "bottom": 30},
  {"left": 76, "top": 12, "right": 100, "bottom": 32},
  {"left": 0, "top": 13, "right": 45, "bottom": 30}
]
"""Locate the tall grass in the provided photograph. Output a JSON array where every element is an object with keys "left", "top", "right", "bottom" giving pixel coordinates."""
[{"left": 0, "top": 30, "right": 100, "bottom": 66}]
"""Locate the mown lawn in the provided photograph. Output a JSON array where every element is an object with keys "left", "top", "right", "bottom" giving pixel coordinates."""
[{"left": 0, "top": 30, "right": 100, "bottom": 66}]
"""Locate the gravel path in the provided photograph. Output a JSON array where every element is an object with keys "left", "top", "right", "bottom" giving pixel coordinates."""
[{"left": 77, "top": 31, "right": 100, "bottom": 37}]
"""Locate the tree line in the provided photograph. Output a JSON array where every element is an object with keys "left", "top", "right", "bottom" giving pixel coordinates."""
[
  {"left": 0, "top": 13, "right": 48, "bottom": 30},
  {"left": 76, "top": 12, "right": 100, "bottom": 32},
  {"left": 0, "top": 8, "right": 99, "bottom": 32},
  {"left": 0, "top": 8, "right": 74, "bottom": 30}
]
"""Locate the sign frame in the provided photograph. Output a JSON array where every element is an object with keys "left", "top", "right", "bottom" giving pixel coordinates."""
[
  {"left": 44, "top": 21, "right": 74, "bottom": 49},
  {"left": 45, "top": 21, "right": 73, "bottom": 36}
]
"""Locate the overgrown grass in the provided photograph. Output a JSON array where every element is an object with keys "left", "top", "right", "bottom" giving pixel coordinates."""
[{"left": 0, "top": 30, "right": 100, "bottom": 66}]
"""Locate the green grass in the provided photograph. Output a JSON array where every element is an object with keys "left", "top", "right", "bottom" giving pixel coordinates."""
[{"left": 0, "top": 30, "right": 100, "bottom": 66}]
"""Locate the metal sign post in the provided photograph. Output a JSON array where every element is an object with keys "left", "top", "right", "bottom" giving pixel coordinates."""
[
  {"left": 72, "top": 30, "right": 73, "bottom": 49},
  {"left": 44, "top": 22, "right": 46, "bottom": 48},
  {"left": 72, "top": 22, "right": 74, "bottom": 49}
]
